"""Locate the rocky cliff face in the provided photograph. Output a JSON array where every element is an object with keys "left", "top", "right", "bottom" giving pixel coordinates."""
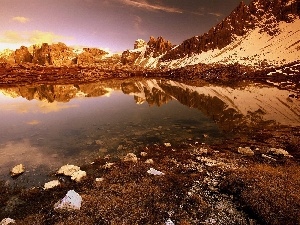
[
  {"left": 161, "top": 0, "right": 300, "bottom": 62},
  {"left": 14, "top": 46, "right": 33, "bottom": 64},
  {"left": 0, "top": 49, "right": 15, "bottom": 64},
  {"left": 77, "top": 48, "right": 108, "bottom": 66},
  {"left": 121, "top": 36, "right": 173, "bottom": 66}
]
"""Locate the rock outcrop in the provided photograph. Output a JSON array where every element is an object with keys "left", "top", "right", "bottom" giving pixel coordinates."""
[
  {"left": 0, "top": 49, "right": 15, "bottom": 64},
  {"left": 14, "top": 46, "right": 33, "bottom": 64},
  {"left": 77, "top": 48, "right": 108, "bottom": 66},
  {"left": 121, "top": 36, "right": 173, "bottom": 65}
]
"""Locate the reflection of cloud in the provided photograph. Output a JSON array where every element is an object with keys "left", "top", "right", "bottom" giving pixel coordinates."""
[
  {"left": 26, "top": 120, "right": 40, "bottom": 125},
  {"left": 37, "top": 101, "right": 78, "bottom": 113},
  {"left": 0, "top": 30, "right": 73, "bottom": 45},
  {"left": 0, "top": 101, "right": 78, "bottom": 114},
  {"left": 12, "top": 16, "right": 30, "bottom": 23},
  {"left": 119, "top": 0, "right": 182, "bottom": 13}
]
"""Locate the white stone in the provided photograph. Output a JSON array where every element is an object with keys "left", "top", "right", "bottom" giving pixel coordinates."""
[
  {"left": 165, "top": 218, "right": 175, "bottom": 225},
  {"left": 123, "top": 153, "right": 138, "bottom": 162},
  {"left": 164, "top": 143, "right": 171, "bottom": 147},
  {"left": 0, "top": 218, "right": 15, "bottom": 225},
  {"left": 103, "top": 162, "right": 114, "bottom": 169},
  {"left": 57, "top": 165, "right": 80, "bottom": 176},
  {"left": 44, "top": 180, "right": 60, "bottom": 190},
  {"left": 71, "top": 170, "right": 87, "bottom": 182},
  {"left": 10, "top": 164, "right": 25, "bottom": 177},
  {"left": 54, "top": 190, "right": 82, "bottom": 211},
  {"left": 238, "top": 147, "right": 254, "bottom": 156},
  {"left": 147, "top": 168, "right": 165, "bottom": 176},
  {"left": 145, "top": 159, "right": 154, "bottom": 164},
  {"left": 268, "top": 148, "right": 292, "bottom": 157},
  {"left": 140, "top": 152, "right": 148, "bottom": 157},
  {"left": 96, "top": 177, "right": 104, "bottom": 182}
]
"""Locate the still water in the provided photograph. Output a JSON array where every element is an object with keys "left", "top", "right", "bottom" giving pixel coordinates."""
[{"left": 0, "top": 78, "right": 299, "bottom": 186}]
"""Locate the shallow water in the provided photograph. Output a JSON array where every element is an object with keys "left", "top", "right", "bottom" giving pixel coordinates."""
[{"left": 0, "top": 78, "right": 299, "bottom": 186}]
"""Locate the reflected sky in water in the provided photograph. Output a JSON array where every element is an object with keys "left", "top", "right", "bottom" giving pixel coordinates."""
[{"left": 0, "top": 78, "right": 299, "bottom": 186}]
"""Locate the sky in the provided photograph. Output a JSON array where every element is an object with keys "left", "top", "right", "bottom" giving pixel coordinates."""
[{"left": 0, "top": 0, "right": 252, "bottom": 52}]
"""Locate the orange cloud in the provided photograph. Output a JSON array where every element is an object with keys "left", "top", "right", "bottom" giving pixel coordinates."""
[
  {"left": 0, "top": 30, "right": 73, "bottom": 45},
  {"left": 119, "top": 0, "right": 182, "bottom": 13},
  {"left": 12, "top": 16, "right": 30, "bottom": 23}
]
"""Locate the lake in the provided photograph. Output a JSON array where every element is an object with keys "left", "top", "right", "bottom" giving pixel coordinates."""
[{"left": 0, "top": 78, "right": 299, "bottom": 186}]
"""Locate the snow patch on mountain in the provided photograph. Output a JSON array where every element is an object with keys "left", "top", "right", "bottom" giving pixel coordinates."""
[{"left": 159, "top": 19, "right": 300, "bottom": 69}]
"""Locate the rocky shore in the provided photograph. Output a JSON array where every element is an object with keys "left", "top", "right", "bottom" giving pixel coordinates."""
[{"left": 1, "top": 124, "right": 299, "bottom": 224}]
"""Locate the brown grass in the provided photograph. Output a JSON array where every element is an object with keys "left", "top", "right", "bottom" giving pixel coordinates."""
[{"left": 221, "top": 163, "right": 300, "bottom": 225}]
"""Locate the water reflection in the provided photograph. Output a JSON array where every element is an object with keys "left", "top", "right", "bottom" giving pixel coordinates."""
[{"left": 0, "top": 78, "right": 299, "bottom": 185}]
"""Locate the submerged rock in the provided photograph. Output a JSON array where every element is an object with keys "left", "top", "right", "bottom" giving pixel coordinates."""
[
  {"left": 54, "top": 190, "right": 82, "bottom": 211},
  {"left": 44, "top": 180, "right": 60, "bottom": 190},
  {"left": 238, "top": 147, "right": 254, "bottom": 156},
  {"left": 147, "top": 168, "right": 165, "bottom": 176},
  {"left": 0, "top": 218, "right": 15, "bottom": 225},
  {"left": 10, "top": 164, "right": 25, "bottom": 177}
]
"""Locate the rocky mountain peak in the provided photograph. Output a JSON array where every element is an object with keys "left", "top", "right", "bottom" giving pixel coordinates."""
[
  {"left": 145, "top": 36, "right": 173, "bottom": 58},
  {"left": 134, "top": 39, "right": 147, "bottom": 49},
  {"left": 160, "top": 0, "right": 300, "bottom": 63}
]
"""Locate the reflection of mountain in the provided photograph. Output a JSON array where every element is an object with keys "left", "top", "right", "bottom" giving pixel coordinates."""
[
  {"left": 121, "top": 79, "right": 300, "bottom": 129},
  {"left": 1, "top": 79, "right": 299, "bottom": 129}
]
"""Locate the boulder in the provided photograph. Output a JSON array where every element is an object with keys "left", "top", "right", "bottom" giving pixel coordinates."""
[
  {"left": 57, "top": 164, "right": 80, "bottom": 176},
  {"left": 54, "top": 190, "right": 82, "bottom": 211}
]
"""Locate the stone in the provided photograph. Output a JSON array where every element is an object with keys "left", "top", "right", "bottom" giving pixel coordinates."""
[
  {"left": 71, "top": 170, "right": 87, "bottom": 182},
  {"left": 0, "top": 218, "right": 15, "bottom": 225},
  {"left": 96, "top": 177, "right": 104, "bottom": 182},
  {"left": 123, "top": 153, "right": 138, "bottom": 162},
  {"left": 238, "top": 147, "right": 254, "bottom": 156},
  {"left": 57, "top": 164, "right": 86, "bottom": 183},
  {"left": 10, "top": 164, "right": 25, "bottom": 177},
  {"left": 145, "top": 159, "right": 154, "bottom": 164},
  {"left": 54, "top": 190, "right": 82, "bottom": 211},
  {"left": 103, "top": 162, "right": 114, "bottom": 169},
  {"left": 140, "top": 152, "right": 148, "bottom": 157},
  {"left": 268, "top": 148, "right": 292, "bottom": 157},
  {"left": 147, "top": 168, "right": 165, "bottom": 176},
  {"left": 164, "top": 143, "right": 171, "bottom": 147},
  {"left": 44, "top": 180, "right": 60, "bottom": 190},
  {"left": 165, "top": 218, "right": 175, "bottom": 225},
  {"left": 57, "top": 165, "right": 80, "bottom": 176}
]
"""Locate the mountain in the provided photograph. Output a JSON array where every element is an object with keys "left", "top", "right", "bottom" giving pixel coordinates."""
[{"left": 124, "top": 0, "right": 300, "bottom": 70}]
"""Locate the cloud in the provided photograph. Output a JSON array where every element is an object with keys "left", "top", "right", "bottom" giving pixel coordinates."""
[
  {"left": 208, "top": 12, "right": 223, "bottom": 17},
  {"left": 119, "top": 0, "right": 182, "bottom": 13},
  {"left": 12, "top": 16, "right": 30, "bottom": 23},
  {"left": 133, "top": 15, "right": 146, "bottom": 35},
  {"left": 0, "top": 30, "right": 73, "bottom": 45}
]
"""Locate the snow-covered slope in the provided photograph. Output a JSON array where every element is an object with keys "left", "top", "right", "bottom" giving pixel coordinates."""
[{"left": 160, "top": 19, "right": 300, "bottom": 69}]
